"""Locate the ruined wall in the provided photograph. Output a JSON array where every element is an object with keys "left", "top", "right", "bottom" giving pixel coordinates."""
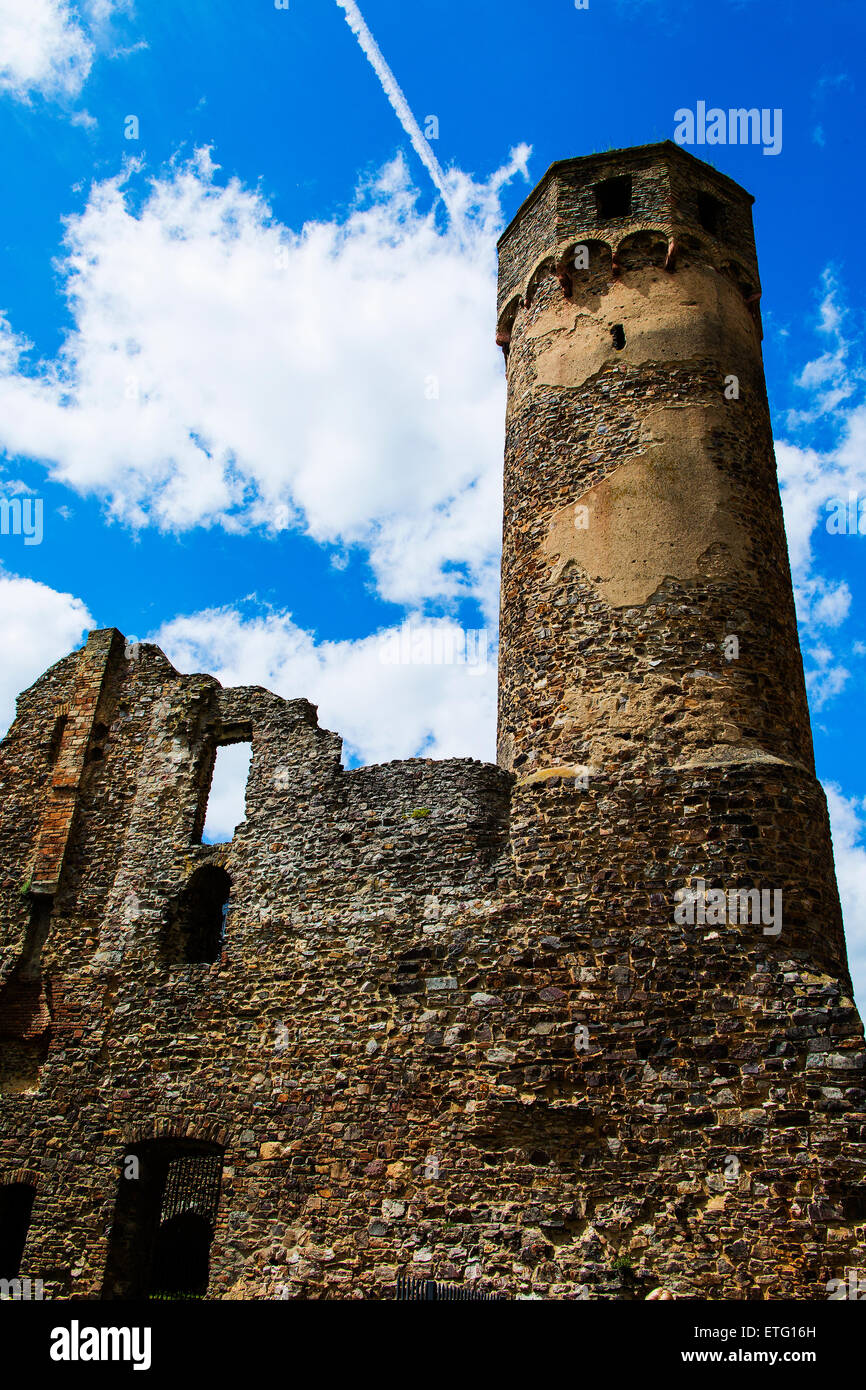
[
  {"left": 0, "top": 636, "right": 535, "bottom": 1298},
  {"left": 0, "top": 632, "right": 863, "bottom": 1299},
  {"left": 0, "top": 143, "right": 864, "bottom": 1303}
]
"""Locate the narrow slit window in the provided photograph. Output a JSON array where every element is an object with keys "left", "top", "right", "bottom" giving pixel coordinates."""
[
  {"left": 202, "top": 742, "right": 252, "bottom": 845},
  {"left": 594, "top": 175, "right": 632, "bottom": 220},
  {"left": 47, "top": 714, "right": 67, "bottom": 765}
]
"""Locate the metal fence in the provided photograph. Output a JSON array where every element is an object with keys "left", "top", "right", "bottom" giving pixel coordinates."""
[{"left": 395, "top": 1275, "right": 505, "bottom": 1301}]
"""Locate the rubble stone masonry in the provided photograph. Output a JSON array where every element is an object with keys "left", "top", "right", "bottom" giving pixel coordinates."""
[{"left": 0, "top": 143, "right": 864, "bottom": 1300}]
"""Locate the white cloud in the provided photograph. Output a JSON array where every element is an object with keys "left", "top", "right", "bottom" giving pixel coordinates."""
[
  {"left": 154, "top": 604, "right": 497, "bottom": 774},
  {"left": 824, "top": 783, "right": 866, "bottom": 1017},
  {"left": 0, "top": 146, "right": 528, "bottom": 618},
  {"left": 774, "top": 271, "right": 866, "bottom": 713},
  {"left": 69, "top": 107, "right": 97, "bottom": 129},
  {"left": 0, "top": 569, "right": 94, "bottom": 735},
  {"left": 82, "top": 0, "right": 123, "bottom": 23},
  {"left": 777, "top": 276, "right": 866, "bottom": 605},
  {"left": 806, "top": 643, "right": 850, "bottom": 712},
  {"left": 0, "top": 0, "right": 125, "bottom": 102},
  {"left": 808, "top": 578, "right": 852, "bottom": 628}
]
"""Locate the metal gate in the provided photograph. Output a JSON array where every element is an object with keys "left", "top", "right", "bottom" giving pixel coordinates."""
[
  {"left": 395, "top": 1274, "right": 505, "bottom": 1301},
  {"left": 159, "top": 1151, "right": 223, "bottom": 1225}
]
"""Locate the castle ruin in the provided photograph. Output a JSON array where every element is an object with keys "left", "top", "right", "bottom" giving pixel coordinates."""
[{"left": 1, "top": 142, "right": 864, "bottom": 1300}]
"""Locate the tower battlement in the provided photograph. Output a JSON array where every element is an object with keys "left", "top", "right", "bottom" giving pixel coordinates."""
[{"left": 497, "top": 141, "right": 760, "bottom": 317}]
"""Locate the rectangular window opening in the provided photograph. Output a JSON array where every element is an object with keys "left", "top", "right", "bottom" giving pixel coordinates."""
[
  {"left": 697, "top": 191, "right": 724, "bottom": 236},
  {"left": 201, "top": 741, "right": 252, "bottom": 845},
  {"left": 594, "top": 174, "right": 632, "bottom": 220}
]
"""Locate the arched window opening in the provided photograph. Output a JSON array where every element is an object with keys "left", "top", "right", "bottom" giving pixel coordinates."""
[
  {"left": 0, "top": 1183, "right": 36, "bottom": 1279},
  {"left": 162, "top": 866, "right": 232, "bottom": 965},
  {"left": 102, "top": 1140, "right": 223, "bottom": 1300}
]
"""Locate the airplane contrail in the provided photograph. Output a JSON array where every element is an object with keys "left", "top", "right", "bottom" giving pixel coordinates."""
[{"left": 334, "top": 0, "right": 455, "bottom": 216}]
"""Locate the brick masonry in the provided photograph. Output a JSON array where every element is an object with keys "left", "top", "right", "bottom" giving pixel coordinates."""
[{"left": 0, "top": 142, "right": 864, "bottom": 1301}]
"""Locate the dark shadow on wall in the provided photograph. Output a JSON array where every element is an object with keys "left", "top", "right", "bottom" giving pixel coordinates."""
[
  {"left": 0, "top": 1182, "right": 36, "bottom": 1279},
  {"left": 0, "top": 895, "right": 53, "bottom": 1094}
]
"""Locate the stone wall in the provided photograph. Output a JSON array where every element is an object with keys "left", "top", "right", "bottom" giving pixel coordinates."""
[{"left": 0, "top": 642, "right": 863, "bottom": 1300}]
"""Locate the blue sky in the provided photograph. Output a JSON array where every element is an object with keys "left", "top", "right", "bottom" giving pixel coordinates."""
[{"left": 0, "top": 0, "right": 864, "bottom": 997}]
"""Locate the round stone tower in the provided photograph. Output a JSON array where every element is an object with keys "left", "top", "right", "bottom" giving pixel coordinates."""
[
  {"left": 496, "top": 141, "right": 846, "bottom": 968},
  {"left": 497, "top": 142, "right": 814, "bottom": 782},
  {"left": 493, "top": 143, "right": 866, "bottom": 1297}
]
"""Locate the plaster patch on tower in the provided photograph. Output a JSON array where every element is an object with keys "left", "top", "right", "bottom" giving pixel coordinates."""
[
  {"left": 541, "top": 405, "right": 748, "bottom": 608},
  {"left": 525, "top": 265, "right": 758, "bottom": 390},
  {"left": 514, "top": 763, "right": 595, "bottom": 788}
]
